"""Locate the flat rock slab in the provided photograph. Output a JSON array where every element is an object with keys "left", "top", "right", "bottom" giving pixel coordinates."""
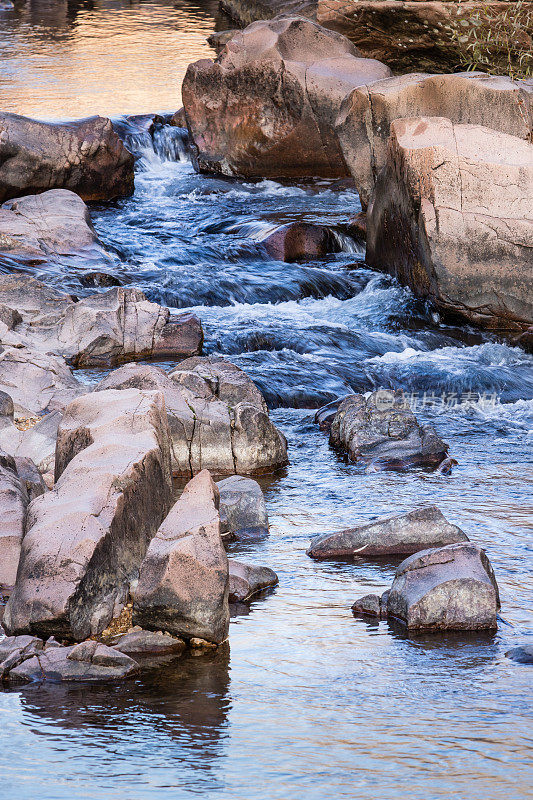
[
  {"left": 0, "top": 113, "right": 134, "bottom": 203},
  {"left": 111, "top": 629, "right": 186, "bottom": 656},
  {"left": 387, "top": 543, "right": 500, "bottom": 632},
  {"left": 8, "top": 642, "right": 138, "bottom": 683},
  {"left": 218, "top": 475, "right": 269, "bottom": 541},
  {"left": 366, "top": 116, "right": 533, "bottom": 333},
  {"left": 228, "top": 560, "right": 278, "bottom": 602},
  {"left": 329, "top": 390, "right": 448, "bottom": 470},
  {"left": 307, "top": 505, "right": 468, "bottom": 559},
  {"left": 133, "top": 469, "right": 230, "bottom": 644},
  {"left": 4, "top": 388, "right": 173, "bottom": 641}
]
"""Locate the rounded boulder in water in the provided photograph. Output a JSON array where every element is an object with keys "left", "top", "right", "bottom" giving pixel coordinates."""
[{"left": 262, "top": 222, "right": 338, "bottom": 262}]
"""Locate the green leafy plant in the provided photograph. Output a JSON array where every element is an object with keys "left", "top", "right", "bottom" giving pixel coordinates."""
[{"left": 451, "top": 0, "right": 533, "bottom": 80}]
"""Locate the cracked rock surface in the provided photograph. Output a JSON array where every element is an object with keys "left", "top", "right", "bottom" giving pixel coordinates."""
[
  {"left": 182, "top": 15, "right": 390, "bottom": 178},
  {"left": 366, "top": 116, "right": 533, "bottom": 333}
]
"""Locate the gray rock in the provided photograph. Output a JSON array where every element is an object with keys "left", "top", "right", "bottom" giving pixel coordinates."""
[
  {"left": 351, "top": 594, "right": 387, "bottom": 618},
  {"left": 307, "top": 505, "right": 468, "bottom": 559},
  {"left": 0, "top": 346, "right": 83, "bottom": 417},
  {"left": 330, "top": 390, "right": 448, "bottom": 470},
  {"left": 505, "top": 645, "right": 533, "bottom": 664},
  {"left": 133, "top": 469, "right": 229, "bottom": 644},
  {"left": 0, "top": 390, "right": 14, "bottom": 418},
  {"left": 0, "top": 113, "right": 134, "bottom": 203},
  {"left": 111, "top": 630, "right": 186, "bottom": 656},
  {"left": 0, "top": 634, "right": 43, "bottom": 677},
  {"left": 8, "top": 643, "right": 138, "bottom": 683},
  {"left": 386, "top": 543, "right": 500, "bottom": 632},
  {"left": 228, "top": 560, "right": 278, "bottom": 602},
  {"left": 12, "top": 456, "right": 47, "bottom": 501},
  {"left": 0, "top": 410, "right": 63, "bottom": 475},
  {"left": 0, "top": 449, "right": 29, "bottom": 587},
  {"left": 4, "top": 388, "right": 173, "bottom": 641},
  {"left": 217, "top": 475, "right": 269, "bottom": 541}
]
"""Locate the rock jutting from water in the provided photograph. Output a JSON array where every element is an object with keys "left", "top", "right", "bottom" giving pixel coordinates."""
[
  {"left": 228, "top": 560, "right": 279, "bottom": 603},
  {"left": 328, "top": 390, "right": 449, "bottom": 470},
  {"left": 307, "top": 506, "right": 469, "bottom": 560},
  {"left": 217, "top": 475, "right": 269, "bottom": 542},
  {"left": 366, "top": 116, "right": 533, "bottom": 335},
  {"left": 133, "top": 469, "right": 230, "bottom": 645},
  {"left": 505, "top": 645, "right": 533, "bottom": 665},
  {"left": 353, "top": 543, "right": 500, "bottom": 632},
  {"left": 4, "top": 388, "right": 173, "bottom": 641},
  {"left": 182, "top": 15, "right": 391, "bottom": 179},
  {"left": 261, "top": 222, "right": 340, "bottom": 262},
  {"left": 0, "top": 113, "right": 134, "bottom": 203}
]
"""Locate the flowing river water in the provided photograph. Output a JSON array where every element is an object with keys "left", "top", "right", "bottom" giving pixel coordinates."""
[{"left": 1, "top": 2, "right": 532, "bottom": 798}]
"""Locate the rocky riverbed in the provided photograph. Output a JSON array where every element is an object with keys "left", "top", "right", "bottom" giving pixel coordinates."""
[{"left": 0, "top": 2, "right": 532, "bottom": 799}]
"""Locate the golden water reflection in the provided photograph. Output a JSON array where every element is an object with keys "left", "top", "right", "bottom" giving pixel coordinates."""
[{"left": 0, "top": 0, "right": 227, "bottom": 119}]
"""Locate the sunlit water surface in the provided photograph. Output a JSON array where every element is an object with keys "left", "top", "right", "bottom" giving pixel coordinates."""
[{"left": 0, "top": 4, "right": 532, "bottom": 799}]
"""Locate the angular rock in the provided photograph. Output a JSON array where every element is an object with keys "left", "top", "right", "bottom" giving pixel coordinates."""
[
  {"left": 218, "top": 475, "right": 269, "bottom": 541},
  {"left": 228, "top": 559, "right": 278, "bottom": 602},
  {"left": 336, "top": 72, "right": 533, "bottom": 208},
  {"left": 351, "top": 593, "right": 386, "bottom": 619},
  {"left": 0, "top": 449, "right": 29, "bottom": 587},
  {"left": 329, "top": 390, "right": 448, "bottom": 470},
  {"left": 307, "top": 505, "right": 468, "bottom": 559},
  {"left": 0, "top": 113, "right": 134, "bottom": 203},
  {"left": 8, "top": 642, "right": 138, "bottom": 683},
  {"left": 183, "top": 15, "right": 391, "bottom": 179},
  {"left": 12, "top": 457, "right": 47, "bottom": 501},
  {"left": 262, "top": 222, "right": 339, "bottom": 261},
  {"left": 111, "top": 629, "right": 186, "bottom": 656},
  {"left": 0, "top": 634, "right": 43, "bottom": 665},
  {"left": 0, "top": 410, "right": 63, "bottom": 475},
  {"left": 4, "top": 388, "right": 173, "bottom": 640},
  {"left": 386, "top": 543, "right": 500, "bottom": 632},
  {"left": 0, "top": 346, "right": 83, "bottom": 417},
  {"left": 133, "top": 470, "right": 230, "bottom": 644},
  {"left": 366, "top": 116, "right": 533, "bottom": 334},
  {"left": 505, "top": 645, "right": 533, "bottom": 664},
  {"left": 170, "top": 357, "right": 288, "bottom": 475}
]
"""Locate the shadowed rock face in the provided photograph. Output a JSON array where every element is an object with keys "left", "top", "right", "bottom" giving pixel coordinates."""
[
  {"left": 182, "top": 15, "right": 391, "bottom": 179},
  {"left": 366, "top": 116, "right": 533, "bottom": 334},
  {"left": 133, "top": 470, "right": 230, "bottom": 645},
  {"left": 0, "top": 113, "right": 134, "bottom": 203},
  {"left": 0, "top": 450, "right": 29, "bottom": 587},
  {"left": 387, "top": 543, "right": 500, "bottom": 632},
  {"left": 329, "top": 390, "right": 448, "bottom": 470},
  {"left": 4, "top": 388, "right": 173, "bottom": 641},
  {"left": 218, "top": 475, "right": 269, "bottom": 541},
  {"left": 307, "top": 505, "right": 468, "bottom": 559},
  {"left": 262, "top": 222, "right": 339, "bottom": 262},
  {"left": 336, "top": 72, "right": 533, "bottom": 209}
]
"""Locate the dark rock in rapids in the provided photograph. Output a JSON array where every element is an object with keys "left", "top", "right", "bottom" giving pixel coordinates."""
[{"left": 262, "top": 222, "right": 339, "bottom": 262}]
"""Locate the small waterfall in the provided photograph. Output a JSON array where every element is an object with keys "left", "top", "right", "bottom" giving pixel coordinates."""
[
  {"left": 331, "top": 229, "right": 366, "bottom": 255},
  {"left": 152, "top": 124, "right": 189, "bottom": 163},
  {"left": 112, "top": 115, "right": 190, "bottom": 170}
]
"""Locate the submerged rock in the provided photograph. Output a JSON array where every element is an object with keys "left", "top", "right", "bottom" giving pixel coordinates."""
[
  {"left": 4, "top": 388, "right": 173, "bottom": 641},
  {"left": 505, "top": 645, "right": 533, "bottom": 665},
  {"left": 133, "top": 470, "right": 230, "bottom": 645},
  {"left": 386, "top": 543, "right": 500, "bottom": 632},
  {"left": 8, "top": 642, "right": 138, "bottom": 683},
  {"left": 228, "top": 560, "right": 278, "bottom": 602},
  {"left": 183, "top": 15, "right": 390, "bottom": 179},
  {"left": 366, "top": 116, "right": 533, "bottom": 335},
  {"left": 307, "top": 506, "right": 468, "bottom": 559},
  {"left": 329, "top": 391, "right": 448, "bottom": 470},
  {"left": 336, "top": 72, "right": 533, "bottom": 208},
  {"left": 0, "top": 113, "right": 134, "bottom": 203},
  {"left": 218, "top": 475, "right": 269, "bottom": 541}
]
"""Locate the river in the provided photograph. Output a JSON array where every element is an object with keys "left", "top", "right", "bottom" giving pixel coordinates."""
[{"left": 0, "top": 2, "right": 532, "bottom": 798}]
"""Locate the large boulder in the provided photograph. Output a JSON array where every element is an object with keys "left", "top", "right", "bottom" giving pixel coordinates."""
[
  {"left": 385, "top": 543, "right": 500, "bottom": 632},
  {"left": 133, "top": 470, "right": 230, "bottom": 644},
  {"left": 307, "top": 505, "right": 468, "bottom": 559},
  {"left": 336, "top": 72, "right": 533, "bottom": 208},
  {"left": 182, "top": 15, "right": 391, "bottom": 179},
  {"left": 329, "top": 390, "right": 448, "bottom": 470},
  {"left": 262, "top": 222, "right": 339, "bottom": 261},
  {"left": 366, "top": 117, "right": 533, "bottom": 334},
  {"left": 228, "top": 559, "right": 278, "bottom": 602},
  {"left": 0, "top": 450, "right": 29, "bottom": 587},
  {"left": 0, "top": 113, "right": 134, "bottom": 203},
  {"left": 4, "top": 388, "right": 173, "bottom": 640},
  {"left": 8, "top": 641, "right": 138, "bottom": 683},
  {"left": 0, "top": 274, "right": 203, "bottom": 367},
  {"left": 170, "top": 356, "right": 288, "bottom": 475},
  {"left": 217, "top": 475, "right": 269, "bottom": 541}
]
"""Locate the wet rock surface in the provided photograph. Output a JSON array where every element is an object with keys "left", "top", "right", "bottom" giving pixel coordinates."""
[
  {"left": 218, "top": 475, "right": 269, "bottom": 542},
  {"left": 307, "top": 505, "right": 468, "bottom": 559},
  {"left": 505, "top": 645, "right": 533, "bottom": 665},
  {"left": 366, "top": 116, "right": 533, "bottom": 334},
  {"left": 329, "top": 391, "right": 448, "bottom": 470},
  {"left": 133, "top": 470, "right": 230, "bottom": 644},
  {"left": 0, "top": 113, "right": 134, "bottom": 203},
  {"left": 262, "top": 222, "right": 339, "bottom": 262},
  {"left": 183, "top": 15, "right": 390, "bottom": 179},
  {"left": 4, "top": 388, "right": 173, "bottom": 641},
  {"left": 228, "top": 560, "right": 278, "bottom": 602},
  {"left": 9, "top": 642, "right": 138, "bottom": 683}
]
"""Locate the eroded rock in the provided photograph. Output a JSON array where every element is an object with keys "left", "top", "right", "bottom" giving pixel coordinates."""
[
  {"left": 307, "top": 506, "right": 468, "bottom": 559},
  {"left": 133, "top": 470, "right": 230, "bottom": 644},
  {"left": 366, "top": 116, "right": 533, "bottom": 334},
  {"left": 4, "top": 388, "right": 173, "bottom": 640}
]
